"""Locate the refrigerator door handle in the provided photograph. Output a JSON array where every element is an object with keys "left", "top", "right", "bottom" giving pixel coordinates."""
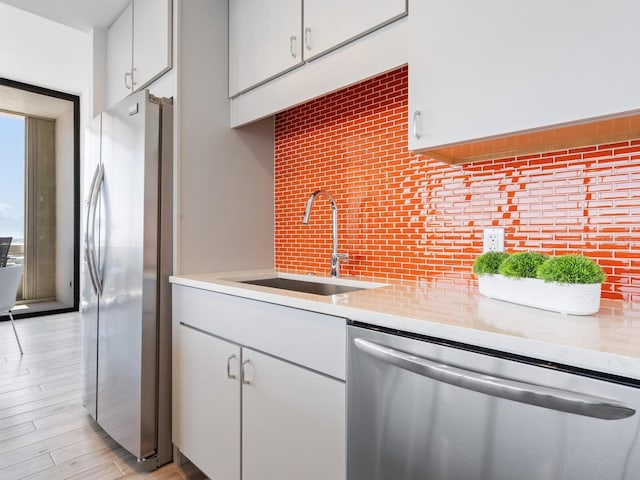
[
  {"left": 86, "top": 163, "right": 104, "bottom": 296},
  {"left": 354, "top": 337, "right": 636, "bottom": 420},
  {"left": 85, "top": 163, "right": 100, "bottom": 295}
]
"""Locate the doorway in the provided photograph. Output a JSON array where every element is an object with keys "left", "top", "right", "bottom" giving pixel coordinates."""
[{"left": 0, "top": 78, "right": 79, "bottom": 317}]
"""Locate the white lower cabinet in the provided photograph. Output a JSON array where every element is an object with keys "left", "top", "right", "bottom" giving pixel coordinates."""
[
  {"left": 174, "top": 324, "right": 241, "bottom": 480},
  {"left": 172, "top": 284, "right": 346, "bottom": 480},
  {"left": 242, "top": 348, "right": 345, "bottom": 480}
]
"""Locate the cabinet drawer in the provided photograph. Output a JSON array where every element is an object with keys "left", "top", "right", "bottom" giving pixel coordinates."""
[{"left": 172, "top": 284, "right": 346, "bottom": 379}]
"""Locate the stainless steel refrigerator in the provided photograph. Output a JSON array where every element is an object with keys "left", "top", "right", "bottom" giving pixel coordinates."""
[{"left": 82, "top": 89, "right": 173, "bottom": 470}]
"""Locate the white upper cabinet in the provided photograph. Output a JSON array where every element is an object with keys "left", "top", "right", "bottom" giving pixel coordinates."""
[
  {"left": 229, "top": 0, "right": 303, "bottom": 97},
  {"left": 132, "top": 0, "right": 172, "bottom": 90},
  {"left": 106, "top": 0, "right": 172, "bottom": 108},
  {"left": 303, "top": 0, "right": 406, "bottom": 61},
  {"left": 106, "top": 4, "right": 132, "bottom": 108},
  {"left": 409, "top": 0, "right": 640, "bottom": 163},
  {"left": 229, "top": 0, "right": 407, "bottom": 97}
]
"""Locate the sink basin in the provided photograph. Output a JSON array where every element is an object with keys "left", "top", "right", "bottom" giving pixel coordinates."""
[{"left": 239, "top": 277, "right": 366, "bottom": 296}]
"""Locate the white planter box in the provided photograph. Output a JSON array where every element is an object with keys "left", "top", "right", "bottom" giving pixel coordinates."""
[{"left": 477, "top": 275, "right": 601, "bottom": 316}]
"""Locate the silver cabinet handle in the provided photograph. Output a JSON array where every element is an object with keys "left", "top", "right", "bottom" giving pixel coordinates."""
[
  {"left": 227, "top": 353, "right": 239, "bottom": 380},
  {"left": 354, "top": 338, "right": 635, "bottom": 420},
  {"left": 131, "top": 67, "right": 137, "bottom": 88},
  {"left": 289, "top": 35, "right": 298, "bottom": 58},
  {"left": 241, "top": 359, "right": 253, "bottom": 385},
  {"left": 227, "top": 354, "right": 239, "bottom": 379},
  {"left": 304, "top": 27, "right": 312, "bottom": 51},
  {"left": 412, "top": 110, "right": 422, "bottom": 140},
  {"left": 124, "top": 71, "right": 132, "bottom": 90}
]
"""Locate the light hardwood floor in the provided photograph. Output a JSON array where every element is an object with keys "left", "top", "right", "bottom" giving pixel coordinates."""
[{"left": 0, "top": 312, "right": 206, "bottom": 480}]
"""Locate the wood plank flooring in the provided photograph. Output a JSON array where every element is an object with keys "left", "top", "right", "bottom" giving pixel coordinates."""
[{"left": 0, "top": 313, "right": 206, "bottom": 480}]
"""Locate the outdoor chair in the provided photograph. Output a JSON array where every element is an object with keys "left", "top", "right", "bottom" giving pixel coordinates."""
[
  {"left": 0, "top": 237, "right": 11, "bottom": 267},
  {"left": 0, "top": 265, "right": 24, "bottom": 355}
]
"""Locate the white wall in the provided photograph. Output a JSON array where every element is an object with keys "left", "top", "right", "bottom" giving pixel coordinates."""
[
  {"left": 175, "top": 0, "right": 274, "bottom": 274},
  {"left": 55, "top": 104, "right": 75, "bottom": 306},
  {"left": 0, "top": 3, "right": 91, "bottom": 117}
]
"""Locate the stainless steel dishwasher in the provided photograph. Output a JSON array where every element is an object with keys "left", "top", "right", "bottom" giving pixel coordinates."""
[{"left": 347, "top": 324, "right": 640, "bottom": 480}]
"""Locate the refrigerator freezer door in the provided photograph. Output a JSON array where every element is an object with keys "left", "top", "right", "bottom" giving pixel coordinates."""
[
  {"left": 97, "top": 89, "right": 161, "bottom": 459},
  {"left": 81, "top": 114, "right": 102, "bottom": 421}
]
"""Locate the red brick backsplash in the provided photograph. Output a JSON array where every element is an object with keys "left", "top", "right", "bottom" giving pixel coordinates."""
[{"left": 274, "top": 65, "right": 640, "bottom": 301}]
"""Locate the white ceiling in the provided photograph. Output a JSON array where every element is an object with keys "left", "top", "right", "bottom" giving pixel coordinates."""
[{"left": 0, "top": 0, "right": 130, "bottom": 32}]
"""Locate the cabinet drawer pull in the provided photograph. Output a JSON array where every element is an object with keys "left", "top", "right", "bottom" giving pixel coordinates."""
[
  {"left": 226, "top": 354, "right": 239, "bottom": 380},
  {"left": 304, "top": 27, "right": 312, "bottom": 51},
  {"left": 413, "top": 110, "right": 422, "bottom": 140},
  {"left": 241, "top": 359, "right": 253, "bottom": 385},
  {"left": 290, "top": 35, "right": 298, "bottom": 58}
]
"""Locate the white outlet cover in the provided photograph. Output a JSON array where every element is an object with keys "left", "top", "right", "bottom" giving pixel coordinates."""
[{"left": 483, "top": 228, "right": 505, "bottom": 253}]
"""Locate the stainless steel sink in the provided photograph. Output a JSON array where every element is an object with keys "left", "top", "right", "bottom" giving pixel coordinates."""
[{"left": 239, "top": 277, "right": 366, "bottom": 296}]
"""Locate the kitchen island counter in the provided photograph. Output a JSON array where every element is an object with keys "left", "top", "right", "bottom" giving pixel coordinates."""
[{"left": 170, "top": 271, "right": 640, "bottom": 382}]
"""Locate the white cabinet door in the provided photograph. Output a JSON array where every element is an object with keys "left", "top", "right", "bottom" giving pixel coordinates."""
[
  {"left": 173, "top": 324, "right": 241, "bottom": 480},
  {"left": 408, "top": 0, "right": 640, "bottom": 154},
  {"left": 133, "top": 0, "right": 172, "bottom": 90},
  {"left": 242, "top": 349, "right": 346, "bottom": 480},
  {"left": 106, "top": 3, "right": 132, "bottom": 108},
  {"left": 303, "top": 0, "right": 406, "bottom": 61},
  {"left": 229, "top": 0, "right": 302, "bottom": 96}
]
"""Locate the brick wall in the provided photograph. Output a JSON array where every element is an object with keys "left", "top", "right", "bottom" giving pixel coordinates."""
[{"left": 274, "top": 65, "right": 640, "bottom": 301}]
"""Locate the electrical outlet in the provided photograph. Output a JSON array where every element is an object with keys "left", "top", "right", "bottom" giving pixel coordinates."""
[{"left": 483, "top": 228, "right": 504, "bottom": 253}]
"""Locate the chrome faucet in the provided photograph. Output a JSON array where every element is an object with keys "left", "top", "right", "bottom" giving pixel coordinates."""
[{"left": 302, "top": 190, "right": 348, "bottom": 277}]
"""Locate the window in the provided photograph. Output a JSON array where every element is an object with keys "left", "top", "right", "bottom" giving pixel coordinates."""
[{"left": 0, "top": 112, "right": 25, "bottom": 258}]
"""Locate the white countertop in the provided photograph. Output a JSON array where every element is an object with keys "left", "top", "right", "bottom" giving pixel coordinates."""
[{"left": 170, "top": 270, "right": 640, "bottom": 381}]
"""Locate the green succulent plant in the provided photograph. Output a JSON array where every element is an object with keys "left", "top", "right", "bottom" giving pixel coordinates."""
[
  {"left": 498, "top": 252, "right": 549, "bottom": 279},
  {"left": 536, "top": 254, "right": 606, "bottom": 284},
  {"left": 473, "top": 252, "right": 510, "bottom": 275}
]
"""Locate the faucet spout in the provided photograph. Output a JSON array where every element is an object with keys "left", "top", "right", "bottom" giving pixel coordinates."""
[
  {"left": 302, "top": 190, "right": 348, "bottom": 277},
  {"left": 303, "top": 190, "right": 336, "bottom": 224}
]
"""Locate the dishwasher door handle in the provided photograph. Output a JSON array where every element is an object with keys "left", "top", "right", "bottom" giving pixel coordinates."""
[{"left": 354, "top": 337, "right": 635, "bottom": 420}]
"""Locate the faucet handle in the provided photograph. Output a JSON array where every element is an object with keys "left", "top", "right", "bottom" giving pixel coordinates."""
[{"left": 330, "top": 252, "right": 349, "bottom": 277}]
